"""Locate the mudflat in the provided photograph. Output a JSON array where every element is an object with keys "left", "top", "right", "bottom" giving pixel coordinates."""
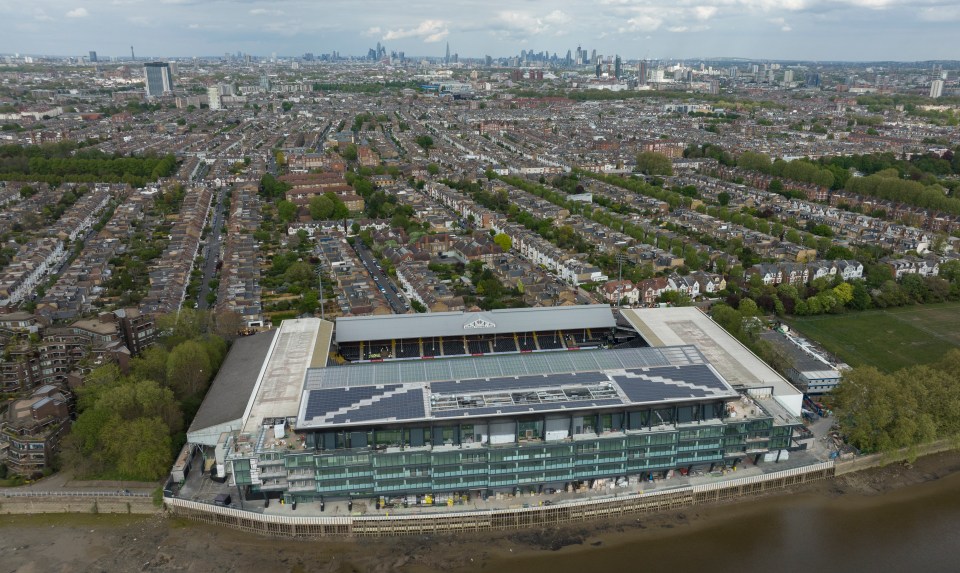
[{"left": 3, "top": 450, "right": 960, "bottom": 573}]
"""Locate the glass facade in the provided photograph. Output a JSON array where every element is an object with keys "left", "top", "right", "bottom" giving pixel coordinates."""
[{"left": 229, "top": 399, "right": 800, "bottom": 500}]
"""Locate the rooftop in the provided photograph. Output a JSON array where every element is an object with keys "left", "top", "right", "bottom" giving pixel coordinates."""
[
  {"left": 620, "top": 307, "right": 803, "bottom": 417},
  {"left": 334, "top": 304, "right": 616, "bottom": 343},
  {"left": 296, "top": 346, "right": 739, "bottom": 429},
  {"left": 187, "top": 329, "right": 276, "bottom": 439},
  {"left": 241, "top": 318, "right": 332, "bottom": 434}
]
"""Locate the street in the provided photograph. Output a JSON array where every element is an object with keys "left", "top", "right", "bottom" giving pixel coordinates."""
[
  {"left": 197, "top": 185, "right": 228, "bottom": 310},
  {"left": 352, "top": 242, "right": 408, "bottom": 314}
]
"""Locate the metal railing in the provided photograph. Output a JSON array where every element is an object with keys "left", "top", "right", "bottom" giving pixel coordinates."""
[{"left": 1, "top": 490, "right": 151, "bottom": 498}]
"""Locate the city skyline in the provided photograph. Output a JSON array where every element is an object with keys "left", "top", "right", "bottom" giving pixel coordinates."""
[{"left": 2, "top": 0, "right": 959, "bottom": 62}]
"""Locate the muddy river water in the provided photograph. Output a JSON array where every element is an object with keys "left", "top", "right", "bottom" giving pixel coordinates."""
[{"left": 473, "top": 469, "right": 960, "bottom": 573}]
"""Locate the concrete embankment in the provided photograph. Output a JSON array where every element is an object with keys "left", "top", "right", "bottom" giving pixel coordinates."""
[{"left": 0, "top": 493, "right": 158, "bottom": 515}]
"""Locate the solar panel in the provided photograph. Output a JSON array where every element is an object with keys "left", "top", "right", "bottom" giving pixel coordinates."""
[
  {"left": 327, "top": 389, "right": 426, "bottom": 424},
  {"left": 303, "top": 346, "right": 731, "bottom": 392},
  {"left": 612, "top": 363, "right": 734, "bottom": 404},
  {"left": 303, "top": 384, "right": 405, "bottom": 421}
]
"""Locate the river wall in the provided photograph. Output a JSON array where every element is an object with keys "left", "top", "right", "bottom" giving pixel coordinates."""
[
  {"left": 0, "top": 491, "right": 157, "bottom": 515},
  {"left": 163, "top": 462, "right": 835, "bottom": 538}
]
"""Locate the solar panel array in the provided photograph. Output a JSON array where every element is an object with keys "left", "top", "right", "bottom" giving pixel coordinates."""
[
  {"left": 304, "top": 346, "right": 699, "bottom": 390},
  {"left": 297, "top": 347, "right": 740, "bottom": 428},
  {"left": 302, "top": 384, "right": 427, "bottom": 425},
  {"left": 326, "top": 390, "right": 426, "bottom": 424},
  {"left": 613, "top": 364, "right": 735, "bottom": 404}
]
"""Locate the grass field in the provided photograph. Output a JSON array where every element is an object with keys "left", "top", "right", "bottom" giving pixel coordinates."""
[{"left": 787, "top": 302, "right": 960, "bottom": 373}]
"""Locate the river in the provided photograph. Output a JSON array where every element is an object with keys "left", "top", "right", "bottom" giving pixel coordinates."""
[{"left": 472, "top": 469, "right": 960, "bottom": 573}]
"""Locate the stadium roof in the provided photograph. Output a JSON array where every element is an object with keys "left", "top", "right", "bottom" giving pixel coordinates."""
[
  {"left": 241, "top": 318, "right": 333, "bottom": 434},
  {"left": 296, "top": 346, "right": 739, "bottom": 429},
  {"left": 187, "top": 329, "right": 276, "bottom": 445},
  {"left": 334, "top": 304, "right": 617, "bottom": 343},
  {"left": 620, "top": 307, "right": 803, "bottom": 417}
]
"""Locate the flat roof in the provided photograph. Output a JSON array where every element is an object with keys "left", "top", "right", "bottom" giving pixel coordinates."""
[
  {"left": 620, "top": 307, "right": 802, "bottom": 417},
  {"left": 241, "top": 318, "right": 332, "bottom": 434},
  {"left": 296, "top": 346, "right": 739, "bottom": 429},
  {"left": 334, "top": 304, "right": 617, "bottom": 343},
  {"left": 188, "top": 329, "right": 276, "bottom": 436}
]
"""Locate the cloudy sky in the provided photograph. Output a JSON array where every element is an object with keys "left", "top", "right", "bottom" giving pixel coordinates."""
[{"left": 2, "top": 0, "right": 958, "bottom": 61}]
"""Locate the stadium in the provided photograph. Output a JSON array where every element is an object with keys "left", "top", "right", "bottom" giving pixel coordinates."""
[{"left": 183, "top": 305, "right": 804, "bottom": 504}]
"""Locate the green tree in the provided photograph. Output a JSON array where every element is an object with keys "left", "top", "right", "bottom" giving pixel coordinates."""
[
  {"left": 635, "top": 151, "right": 673, "bottom": 176},
  {"left": 277, "top": 200, "right": 297, "bottom": 223},
  {"left": 166, "top": 340, "right": 212, "bottom": 398},
  {"left": 308, "top": 195, "right": 334, "bottom": 220},
  {"left": 415, "top": 135, "right": 434, "bottom": 152},
  {"left": 341, "top": 144, "right": 358, "bottom": 161},
  {"left": 105, "top": 417, "right": 174, "bottom": 481},
  {"left": 285, "top": 261, "right": 315, "bottom": 286},
  {"left": 493, "top": 233, "right": 512, "bottom": 252},
  {"left": 130, "top": 345, "right": 170, "bottom": 386}
]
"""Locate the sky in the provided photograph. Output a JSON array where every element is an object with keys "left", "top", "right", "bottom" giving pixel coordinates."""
[{"left": 2, "top": 0, "right": 959, "bottom": 62}]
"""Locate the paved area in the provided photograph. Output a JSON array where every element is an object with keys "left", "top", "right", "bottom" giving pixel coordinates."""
[{"left": 353, "top": 242, "right": 408, "bottom": 313}]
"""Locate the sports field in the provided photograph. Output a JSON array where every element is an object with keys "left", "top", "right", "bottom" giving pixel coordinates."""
[{"left": 787, "top": 302, "right": 960, "bottom": 373}]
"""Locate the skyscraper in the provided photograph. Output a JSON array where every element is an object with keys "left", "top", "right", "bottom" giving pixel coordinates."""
[
  {"left": 638, "top": 60, "right": 648, "bottom": 85},
  {"left": 143, "top": 62, "right": 173, "bottom": 98},
  {"left": 930, "top": 79, "right": 944, "bottom": 98},
  {"left": 207, "top": 86, "right": 222, "bottom": 110},
  {"left": 445, "top": 42, "right": 450, "bottom": 65},
  {"left": 89, "top": 51, "right": 97, "bottom": 63},
  {"left": 614, "top": 55, "right": 622, "bottom": 80}
]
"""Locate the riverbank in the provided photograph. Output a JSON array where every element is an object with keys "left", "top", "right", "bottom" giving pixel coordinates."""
[{"left": 2, "top": 449, "right": 960, "bottom": 572}]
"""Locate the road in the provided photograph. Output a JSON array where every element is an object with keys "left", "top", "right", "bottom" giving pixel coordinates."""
[
  {"left": 197, "top": 185, "right": 229, "bottom": 310},
  {"left": 352, "top": 242, "right": 408, "bottom": 314}
]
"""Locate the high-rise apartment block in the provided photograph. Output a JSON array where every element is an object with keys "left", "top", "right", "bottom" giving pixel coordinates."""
[
  {"left": 88, "top": 51, "right": 97, "bottom": 63},
  {"left": 143, "top": 62, "right": 173, "bottom": 98},
  {"left": 930, "top": 79, "right": 944, "bottom": 98},
  {"left": 207, "top": 86, "right": 222, "bottom": 110}
]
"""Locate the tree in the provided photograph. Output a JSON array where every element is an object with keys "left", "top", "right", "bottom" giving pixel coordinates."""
[
  {"left": 712, "top": 304, "right": 744, "bottom": 339},
  {"left": 341, "top": 144, "right": 358, "bottom": 161},
  {"left": 832, "top": 282, "right": 854, "bottom": 306},
  {"left": 131, "top": 345, "right": 169, "bottom": 386},
  {"left": 635, "top": 151, "right": 673, "bottom": 176},
  {"left": 493, "top": 233, "right": 512, "bottom": 252},
  {"left": 166, "top": 340, "right": 212, "bottom": 398},
  {"left": 427, "top": 163, "right": 440, "bottom": 176},
  {"left": 213, "top": 310, "right": 245, "bottom": 338},
  {"left": 737, "top": 151, "right": 773, "bottom": 172},
  {"left": 308, "top": 195, "right": 334, "bottom": 220},
  {"left": 284, "top": 261, "right": 315, "bottom": 286},
  {"left": 717, "top": 192, "right": 731, "bottom": 206},
  {"left": 415, "top": 135, "right": 434, "bottom": 153},
  {"left": 105, "top": 417, "right": 174, "bottom": 481},
  {"left": 738, "top": 298, "right": 760, "bottom": 317},
  {"left": 277, "top": 200, "right": 297, "bottom": 223}
]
